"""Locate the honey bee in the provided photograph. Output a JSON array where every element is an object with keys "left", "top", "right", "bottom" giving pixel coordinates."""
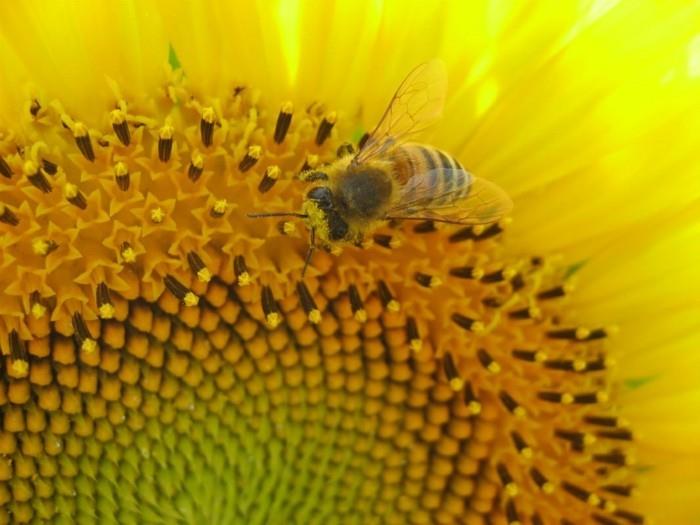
[{"left": 249, "top": 59, "right": 512, "bottom": 274}]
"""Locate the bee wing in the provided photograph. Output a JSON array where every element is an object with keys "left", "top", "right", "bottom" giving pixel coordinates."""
[
  {"left": 352, "top": 59, "right": 447, "bottom": 165},
  {"left": 386, "top": 169, "right": 513, "bottom": 225}
]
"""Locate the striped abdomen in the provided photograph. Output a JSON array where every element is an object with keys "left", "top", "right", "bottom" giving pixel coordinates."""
[{"left": 391, "top": 143, "right": 472, "bottom": 205}]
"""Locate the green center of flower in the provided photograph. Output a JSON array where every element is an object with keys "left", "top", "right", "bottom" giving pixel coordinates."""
[{"left": 0, "top": 65, "right": 644, "bottom": 525}]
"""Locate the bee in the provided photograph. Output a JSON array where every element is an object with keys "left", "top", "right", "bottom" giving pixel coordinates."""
[{"left": 249, "top": 59, "right": 512, "bottom": 274}]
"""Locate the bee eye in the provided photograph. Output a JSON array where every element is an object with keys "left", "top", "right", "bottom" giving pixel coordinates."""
[{"left": 307, "top": 186, "right": 333, "bottom": 210}]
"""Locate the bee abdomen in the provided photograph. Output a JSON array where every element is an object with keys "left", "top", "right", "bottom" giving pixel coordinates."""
[{"left": 396, "top": 144, "right": 471, "bottom": 204}]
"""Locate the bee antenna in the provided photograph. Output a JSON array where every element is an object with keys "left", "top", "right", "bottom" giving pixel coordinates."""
[
  {"left": 302, "top": 228, "right": 316, "bottom": 277},
  {"left": 247, "top": 212, "right": 308, "bottom": 219}
]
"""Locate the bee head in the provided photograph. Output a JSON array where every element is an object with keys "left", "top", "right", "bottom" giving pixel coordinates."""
[
  {"left": 305, "top": 186, "right": 349, "bottom": 241},
  {"left": 306, "top": 186, "right": 334, "bottom": 211}
]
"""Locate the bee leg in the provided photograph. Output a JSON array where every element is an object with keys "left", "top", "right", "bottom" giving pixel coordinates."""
[{"left": 302, "top": 228, "right": 316, "bottom": 277}]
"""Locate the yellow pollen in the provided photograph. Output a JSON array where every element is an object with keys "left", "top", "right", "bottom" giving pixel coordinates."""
[
  {"left": 64, "top": 183, "right": 78, "bottom": 199},
  {"left": 121, "top": 247, "right": 136, "bottom": 263},
  {"left": 247, "top": 145, "right": 262, "bottom": 160},
  {"left": 197, "top": 268, "right": 212, "bottom": 283},
  {"left": 588, "top": 494, "right": 601, "bottom": 506},
  {"left": 330, "top": 245, "right": 343, "bottom": 256},
  {"left": 472, "top": 224, "right": 486, "bottom": 235},
  {"left": 266, "top": 165, "right": 281, "bottom": 180},
  {"left": 150, "top": 207, "right": 165, "bottom": 223},
  {"left": 31, "top": 302, "right": 47, "bottom": 319},
  {"left": 237, "top": 272, "right": 251, "bottom": 286},
  {"left": 429, "top": 276, "right": 442, "bottom": 287},
  {"left": 487, "top": 362, "right": 501, "bottom": 374},
  {"left": 502, "top": 267, "right": 517, "bottom": 280},
  {"left": 575, "top": 327, "right": 591, "bottom": 340},
  {"left": 266, "top": 312, "right": 281, "bottom": 328},
  {"left": 213, "top": 199, "right": 228, "bottom": 214},
  {"left": 110, "top": 109, "right": 126, "bottom": 125},
  {"left": 584, "top": 433, "right": 597, "bottom": 446},
  {"left": 114, "top": 161, "right": 128, "bottom": 176},
  {"left": 281, "top": 100, "right": 294, "bottom": 113},
  {"left": 72, "top": 121, "right": 89, "bottom": 138},
  {"left": 520, "top": 447, "right": 533, "bottom": 459},
  {"left": 505, "top": 483, "right": 519, "bottom": 497},
  {"left": 191, "top": 154, "right": 204, "bottom": 171},
  {"left": 534, "top": 351, "right": 548, "bottom": 362},
  {"left": 325, "top": 111, "right": 337, "bottom": 124},
  {"left": 543, "top": 482, "right": 555, "bottom": 494},
  {"left": 282, "top": 221, "right": 296, "bottom": 235},
  {"left": 202, "top": 106, "right": 216, "bottom": 123},
  {"left": 32, "top": 239, "right": 51, "bottom": 255},
  {"left": 305, "top": 154, "right": 319, "bottom": 169},
  {"left": 573, "top": 359, "right": 587, "bottom": 371},
  {"left": 604, "top": 501, "right": 617, "bottom": 513},
  {"left": 409, "top": 339, "right": 422, "bottom": 353},
  {"left": 561, "top": 393, "right": 574, "bottom": 404},
  {"left": 11, "top": 360, "right": 29, "bottom": 378},
  {"left": 98, "top": 303, "right": 116, "bottom": 319},
  {"left": 354, "top": 309, "right": 368, "bottom": 323},
  {"left": 449, "top": 377, "right": 464, "bottom": 392},
  {"left": 389, "top": 237, "right": 402, "bottom": 249},
  {"left": 159, "top": 122, "right": 174, "bottom": 139},
  {"left": 529, "top": 306, "right": 541, "bottom": 319},
  {"left": 183, "top": 292, "right": 199, "bottom": 307},
  {"left": 81, "top": 339, "right": 97, "bottom": 354},
  {"left": 472, "top": 267, "right": 485, "bottom": 279},
  {"left": 308, "top": 309, "right": 322, "bottom": 324},
  {"left": 468, "top": 401, "right": 482, "bottom": 415},
  {"left": 387, "top": 299, "right": 400, "bottom": 312},
  {"left": 513, "top": 406, "right": 527, "bottom": 418},
  {"left": 23, "top": 160, "right": 38, "bottom": 175},
  {"left": 596, "top": 391, "right": 609, "bottom": 403},
  {"left": 471, "top": 321, "right": 485, "bottom": 334}
]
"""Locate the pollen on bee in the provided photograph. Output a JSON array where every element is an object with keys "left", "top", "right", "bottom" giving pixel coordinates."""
[
  {"left": 113, "top": 161, "right": 130, "bottom": 191},
  {"left": 274, "top": 101, "right": 293, "bottom": 144},
  {"left": 261, "top": 286, "right": 282, "bottom": 328},
  {"left": 210, "top": 199, "right": 228, "bottom": 218},
  {"left": 164, "top": 275, "right": 199, "bottom": 306},
  {"left": 200, "top": 107, "right": 216, "bottom": 147},
  {"left": 73, "top": 122, "right": 95, "bottom": 162},
  {"left": 120, "top": 242, "right": 136, "bottom": 263},
  {"left": 234, "top": 255, "right": 251, "bottom": 286},
  {"left": 315, "top": 111, "right": 336, "bottom": 146},
  {"left": 72, "top": 313, "right": 98, "bottom": 353},
  {"left": 258, "top": 165, "right": 281, "bottom": 193},
  {"left": 64, "top": 183, "right": 87, "bottom": 210},
  {"left": 239, "top": 145, "right": 261, "bottom": 172},
  {"left": 24, "top": 160, "right": 52, "bottom": 193},
  {"left": 96, "top": 283, "right": 115, "bottom": 319},
  {"left": 0, "top": 156, "right": 12, "bottom": 178},
  {"left": 158, "top": 122, "right": 174, "bottom": 162},
  {"left": 187, "top": 252, "right": 211, "bottom": 283},
  {"left": 0, "top": 204, "right": 19, "bottom": 226},
  {"left": 110, "top": 109, "right": 131, "bottom": 146},
  {"left": 296, "top": 281, "right": 322, "bottom": 324}
]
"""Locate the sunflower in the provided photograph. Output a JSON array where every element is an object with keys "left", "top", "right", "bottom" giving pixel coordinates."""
[{"left": 1, "top": 1, "right": 699, "bottom": 524}]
